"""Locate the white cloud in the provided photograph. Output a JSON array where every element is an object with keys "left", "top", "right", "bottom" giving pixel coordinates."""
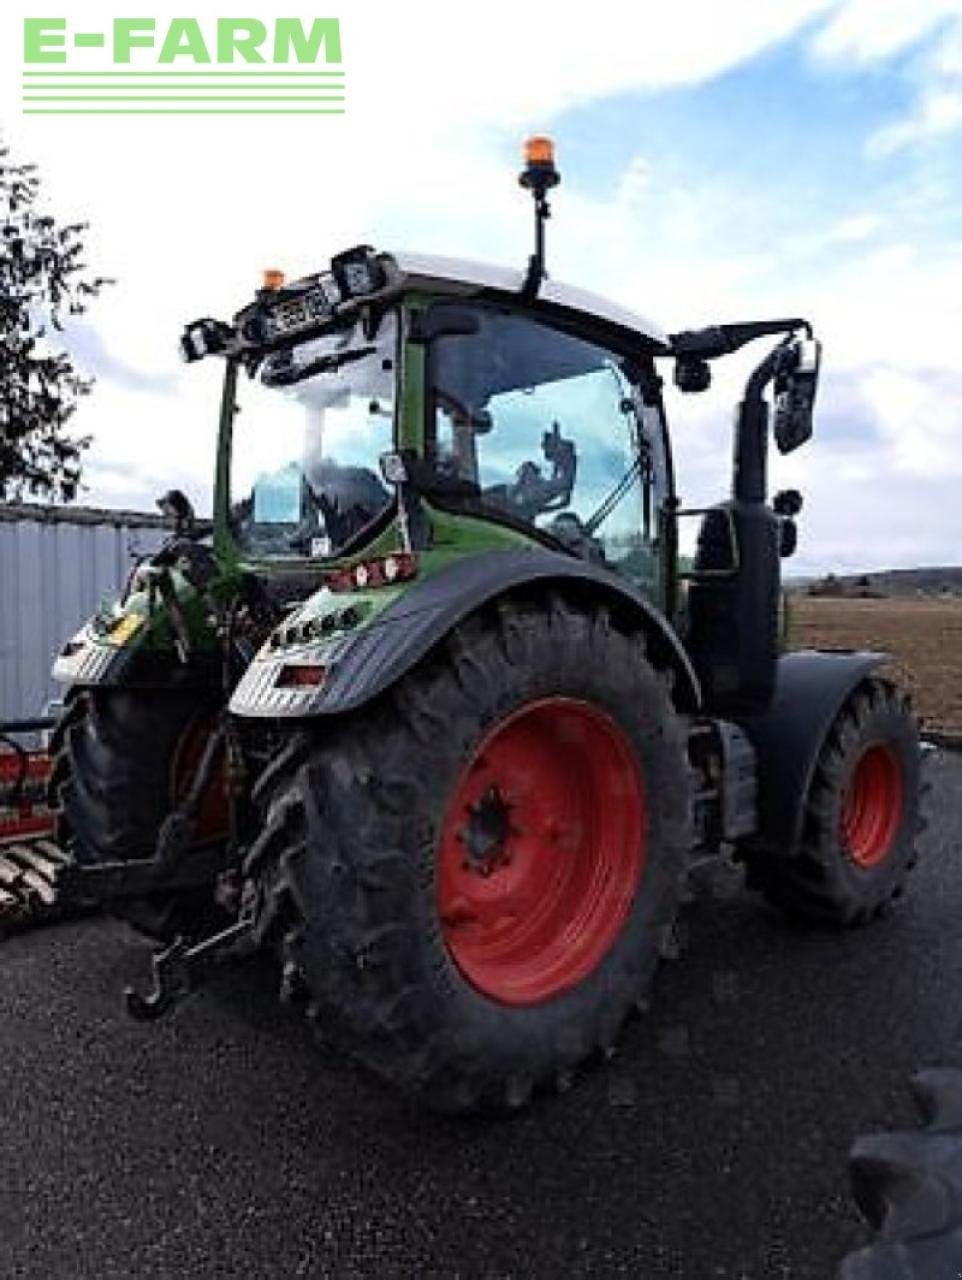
[
  {"left": 812, "top": 0, "right": 962, "bottom": 156},
  {"left": 859, "top": 366, "right": 962, "bottom": 477},
  {"left": 868, "top": 86, "right": 962, "bottom": 154},
  {"left": 826, "top": 212, "right": 884, "bottom": 242},
  {"left": 812, "top": 0, "right": 960, "bottom": 64},
  {"left": 811, "top": 1, "right": 962, "bottom": 157},
  {"left": 618, "top": 156, "right": 651, "bottom": 207}
]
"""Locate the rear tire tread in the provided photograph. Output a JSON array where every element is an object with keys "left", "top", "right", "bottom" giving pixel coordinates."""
[{"left": 253, "top": 595, "right": 692, "bottom": 1112}]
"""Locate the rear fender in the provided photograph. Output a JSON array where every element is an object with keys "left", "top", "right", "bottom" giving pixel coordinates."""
[
  {"left": 229, "top": 548, "right": 701, "bottom": 718},
  {"left": 51, "top": 565, "right": 219, "bottom": 691},
  {"left": 736, "top": 649, "right": 887, "bottom": 855}
]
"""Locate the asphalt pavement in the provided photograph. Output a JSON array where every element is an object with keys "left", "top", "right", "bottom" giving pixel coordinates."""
[{"left": 1, "top": 753, "right": 959, "bottom": 1280}]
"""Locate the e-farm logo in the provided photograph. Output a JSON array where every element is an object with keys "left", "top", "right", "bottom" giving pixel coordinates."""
[{"left": 22, "top": 17, "right": 344, "bottom": 115}]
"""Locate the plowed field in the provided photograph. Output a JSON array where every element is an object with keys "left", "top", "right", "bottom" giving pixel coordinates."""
[{"left": 788, "top": 595, "right": 962, "bottom": 734}]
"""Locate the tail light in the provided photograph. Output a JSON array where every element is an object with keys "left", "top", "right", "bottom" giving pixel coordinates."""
[
  {"left": 325, "top": 552, "right": 418, "bottom": 593},
  {"left": 275, "top": 664, "right": 327, "bottom": 689}
]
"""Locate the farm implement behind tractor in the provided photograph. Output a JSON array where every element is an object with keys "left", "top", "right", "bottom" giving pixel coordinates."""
[
  {"left": 0, "top": 718, "right": 78, "bottom": 929},
  {"left": 2, "top": 137, "right": 924, "bottom": 1112}
]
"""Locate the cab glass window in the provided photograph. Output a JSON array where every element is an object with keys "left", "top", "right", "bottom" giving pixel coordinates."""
[
  {"left": 230, "top": 311, "right": 397, "bottom": 558},
  {"left": 429, "top": 306, "right": 666, "bottom": 587}
]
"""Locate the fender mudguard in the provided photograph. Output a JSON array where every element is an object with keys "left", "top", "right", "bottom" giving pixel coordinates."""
[
  {"left": 51, "top": 561, "right": 222, "bottom": 692},
  {"left": 52, "top": 634, "right": 218, "bottom": 691},
  {"left": 52, "top": 637, "right": 132, "bottom": 688},
  {"left": 230, "top": 547, "right": 701, "bottom": 718},
  {"left": 736, "top": 649, "right": 887, "bottom": 856}
]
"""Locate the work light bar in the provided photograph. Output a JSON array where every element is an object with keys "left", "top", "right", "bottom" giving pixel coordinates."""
[{"left": 180, "top": 248, "right": 390, "bottom": 362}]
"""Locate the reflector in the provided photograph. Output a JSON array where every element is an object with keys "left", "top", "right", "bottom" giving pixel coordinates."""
[{"left": 276, "top": 664, "right": 326, "bottom": 688}]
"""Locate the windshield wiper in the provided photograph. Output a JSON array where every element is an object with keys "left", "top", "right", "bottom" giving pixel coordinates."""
[{"left": 583, "top": 449, "right": 650, "bottom": 537}]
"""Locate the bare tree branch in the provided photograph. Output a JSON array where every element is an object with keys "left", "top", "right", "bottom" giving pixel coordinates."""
[{"left": 0, "top": 136, "right": 112, "bottom": 501}]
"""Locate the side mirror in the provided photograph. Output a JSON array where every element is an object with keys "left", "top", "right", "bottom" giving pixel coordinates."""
[
  {"left": 674, "top": 506, "right": 739, "bottom": 579},
  {"left": 773, "top": 337, "right": 821, "bottom": 454}
]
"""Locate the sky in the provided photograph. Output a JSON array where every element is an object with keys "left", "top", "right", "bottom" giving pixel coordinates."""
[{"left": 1, "top": 0, "right": 960, "bottom": 575}]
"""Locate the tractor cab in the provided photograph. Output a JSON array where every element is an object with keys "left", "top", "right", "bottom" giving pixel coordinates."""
[
  {"left": 202, "top": 248, "right": 676, "bottom": 611},
  {"left": 183, "top": 182, "right": 819, "bottom": 719}
]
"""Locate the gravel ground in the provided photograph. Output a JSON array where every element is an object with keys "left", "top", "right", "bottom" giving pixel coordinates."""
[{"left": 0, "top": 752, "right": 959, "bottom": 1280}]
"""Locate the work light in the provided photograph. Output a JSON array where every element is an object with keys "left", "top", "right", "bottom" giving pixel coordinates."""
[
  {"left": 179, "top": 317, "right": 232, "bottom": 362},
  {"left": 330, "top": 246, "right": 385, "bottom": 298}
]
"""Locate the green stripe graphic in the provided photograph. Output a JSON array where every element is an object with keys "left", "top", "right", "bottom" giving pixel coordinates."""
[
  {"left": 23, "top": 108, "right": 346, "bottom": 115},
  {"left": 22, "top": 66, "right": 349, "bottom": 114},
  {"left": 22, "top": 70, "right": 344, "bottom": 77},
  {"left": 23, "top": 95, "right": 344, "bottom": 101}
]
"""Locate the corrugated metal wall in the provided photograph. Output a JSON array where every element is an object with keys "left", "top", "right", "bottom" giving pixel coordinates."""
[{"left": 0, "top": 506, "right": 169, "bottom": 722}]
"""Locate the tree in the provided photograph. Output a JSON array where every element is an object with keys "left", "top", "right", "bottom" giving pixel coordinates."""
[{"left": 0, "top": 138, "right": 112, "bottom": 502}]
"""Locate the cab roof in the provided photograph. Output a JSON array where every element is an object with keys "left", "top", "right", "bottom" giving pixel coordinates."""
[{"left": 389, "top": 252, "right": 669, "bottom": 350}]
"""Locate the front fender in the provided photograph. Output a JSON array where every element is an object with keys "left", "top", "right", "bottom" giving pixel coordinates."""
[
  {"left": 229, "top": 547, "right": 701, "bottom": 718},
  {"left": 51, "top": 565, "right": 220, "bottom": 690},
  {"left": 736, "top": 649, "right": 887, "bottom": 856}
]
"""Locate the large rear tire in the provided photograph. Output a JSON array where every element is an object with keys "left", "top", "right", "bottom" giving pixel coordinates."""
[
  {"left": 742, "top": 677, "right": 921, "bottom": 926},
  {"left": 49, "top": 686, "right": 228, "bottom": 941},
  {"left": 248, "top": 595, "right": 691, "bottom": 1112}
]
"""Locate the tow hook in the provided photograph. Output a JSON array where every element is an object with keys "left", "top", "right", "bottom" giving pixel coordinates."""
[{"left": 124, "top": 911, "right": 256, "bottom": 1022}]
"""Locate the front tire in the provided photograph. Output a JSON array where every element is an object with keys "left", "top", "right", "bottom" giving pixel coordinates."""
[
  {"left": 742, "top": 677, "right": 921, "bottom": 926},
  {"left": 248, "top": 595, "right": 691, "bottom": 1112}
]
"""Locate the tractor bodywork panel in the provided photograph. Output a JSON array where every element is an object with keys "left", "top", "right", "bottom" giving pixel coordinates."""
[
  {"left": 229, "top": 546, "right": 701, "bottom": 719},
  {"left": 390, "top": 252, "right": 669, "bottom": 348},
  {"left": 736, "top": 649, "right": 886, "bottom": 856},
  {"left": 52, "top": 560, "right": 225, "bottom": 690}
]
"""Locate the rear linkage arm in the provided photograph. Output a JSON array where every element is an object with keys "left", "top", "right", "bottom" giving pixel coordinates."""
[
  {"left": 64, "top": 713, "right": 258, "bottom": 1020},
  {"left": 115, "top": 588, "right": 272, "bottom": 1021},
  {"left": 119, "top": 716, "right": 259, "bottom": 1022},
  {"left": 124, "top": 906, "right": 257, "bottom": 1022}
]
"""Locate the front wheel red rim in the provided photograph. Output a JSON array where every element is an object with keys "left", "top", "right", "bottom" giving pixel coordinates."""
[
  {"left": 839, "top": 741, "right": 904, "bottom": 869},
  {"left": 436, "top": 698, "right": 646, "bottom": 1006}
]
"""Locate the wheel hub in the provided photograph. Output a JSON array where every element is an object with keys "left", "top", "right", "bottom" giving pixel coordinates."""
[
  {"left": 459, "top": 784, "right": 515, "bottom": 875},
  {"left": 437, "top": 698, "right": 646, "bottom": 1007}
]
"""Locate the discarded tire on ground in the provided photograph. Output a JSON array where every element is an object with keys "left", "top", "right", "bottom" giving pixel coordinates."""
[{"left": 839, "top": 1069, "right": 962, "bottom": 1279}]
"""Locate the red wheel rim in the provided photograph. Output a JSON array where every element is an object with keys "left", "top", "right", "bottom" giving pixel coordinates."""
[
  {"left": 436, "top": 698, "right": 646, "bottom": 1006},
  {"left": 839, "top": 742, "right": 904, "bottom": 869}
]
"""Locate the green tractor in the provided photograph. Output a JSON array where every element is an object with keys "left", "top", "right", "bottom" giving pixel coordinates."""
[{"left": 47, "top": 139, "right": 921, "bottom": 1111}]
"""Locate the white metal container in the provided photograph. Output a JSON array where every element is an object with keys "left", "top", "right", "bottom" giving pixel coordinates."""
[{"left": 0, "top": 503, "right": 169, "bottom": 722}]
